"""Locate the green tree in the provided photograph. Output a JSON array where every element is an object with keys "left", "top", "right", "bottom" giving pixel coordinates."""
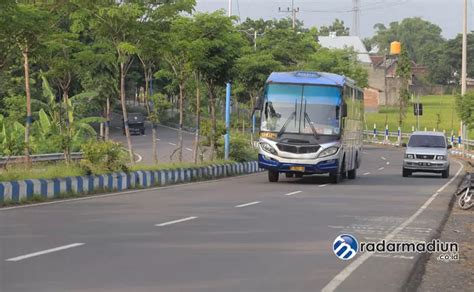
[
  {"left": 10, "top": 3, "right": 51, "bottom": 163},
  {"left": 319, "top": 19, "right": 350, "bottom": 36},
  {"left": 192, "top": 11, "right": 244, "bottom": 159},
  {"left": 72, "top": 1, "right": 144, "bottom": 164},
  {"left": 443, "top": 32, "right": 474, "bottom": 84},
  {"left": 396, "top": 45, "right": 412, "bottom": 128},
  {"left": 368, "top": 18, "right": 446, "bottom": 84},
  {"left": 235, "top": 51, "right": 281, "bottom": 115},
  {"left": 158, "top": 16, "right": 196, "bottom": 162},
  {"left": 303, "top": 48, "right": 368, "bottom": 87},
  {"left": 456, "top": 92, "right": 474, "bottom": 131},
  {"left": 75, "top": 41, "right": 118, "bottom": 141}
]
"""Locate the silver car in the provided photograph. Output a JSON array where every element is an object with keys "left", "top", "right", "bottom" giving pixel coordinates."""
[{"left": 402, "top": 131, "right": 451, "bottom": 178}]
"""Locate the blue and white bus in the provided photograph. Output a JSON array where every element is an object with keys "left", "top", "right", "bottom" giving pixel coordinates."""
[{"left": 255, "top": 71, "right": 364, "bottom": 183}]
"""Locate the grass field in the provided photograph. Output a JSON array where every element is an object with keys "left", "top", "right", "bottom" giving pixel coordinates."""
[{"left": 365, "top": 95, "right": 466, "bottom": 137}]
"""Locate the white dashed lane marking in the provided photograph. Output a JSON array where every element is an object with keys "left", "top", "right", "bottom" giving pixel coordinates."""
[
  {"left": 284, "top": 191, "right": 302, "bottom": 196},
  {"left": 5, "top": 243, "right": 85, "bottom": 262},
  {"left": 235, "top": 201, "right": 261, "bottom": 208},
  {"left": 155, "top": 217, "right": 198, "bottom": 227}
]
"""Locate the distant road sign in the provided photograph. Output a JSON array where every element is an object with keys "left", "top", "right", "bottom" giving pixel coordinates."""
[{"left": 414, "top": 103, "right": 423, "bottom": 116}]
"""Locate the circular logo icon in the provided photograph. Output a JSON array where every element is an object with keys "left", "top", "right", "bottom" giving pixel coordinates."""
[{"left": 333, "top": 234, "right": 359, "bottom": 260}]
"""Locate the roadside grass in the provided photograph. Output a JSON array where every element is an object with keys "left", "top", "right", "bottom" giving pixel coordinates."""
[
  {"left": 129, "top": 159, "right": 231, "bottom": 172},
  {"left": 365, "top": 95, "right": 466, "bottom": 136},
  {"left": 0, "top": 159, "right": 235, "bottom": 182},
  {"left": 0, "top": 162, "right": 85, "bottom": 182}
]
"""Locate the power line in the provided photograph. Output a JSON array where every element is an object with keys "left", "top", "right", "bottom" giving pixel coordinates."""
[{"left": 299, "top": 0, "right": 410, "bottom": 14}]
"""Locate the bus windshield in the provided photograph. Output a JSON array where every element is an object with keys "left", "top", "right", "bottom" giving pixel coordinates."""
[{"left": 261, "top": 83, "right": 342, "bottom": 135}]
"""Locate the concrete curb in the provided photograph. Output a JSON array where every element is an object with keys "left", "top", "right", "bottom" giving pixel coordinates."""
[{"left": 0, "top": 161, "right": 263, "bottom": 203}]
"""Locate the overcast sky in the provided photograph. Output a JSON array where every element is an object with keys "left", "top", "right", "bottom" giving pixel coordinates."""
[{"left": 196, "top": 0, "right": 474, "bottom": 39}]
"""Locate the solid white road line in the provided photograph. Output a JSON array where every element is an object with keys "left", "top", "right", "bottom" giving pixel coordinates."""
[
  {"left": 378, "top": 167, "right": 385, "bottom": 170},
  {"left": 321, "top": 160, "right": 464, "bottom": 292},
  {"left": 156, "top": 138, "right": 161, "bottom": 141},
  {"left": 155, "top": 216, "right": 198, "bottom": 227},
  {"left": 381, "top": 156, "right": 387, "bottom": 161},
  {"left": 169, "top": 142, "right": 177, "bottom": 146},
  {"left": 363, "top": 172, "right": 370, "bottom": 176},
  {"left": 235, "top": 201, "right": 261, "bottom": 208},
  {"left": 5, "top": 243, "right": 85, "bottom": 262},
  {"left": 185, "top": 147, "right": 193, "bottom": 152},
  {"left": 284, "top": 191, "right": 302, "bottom": 196},
  {"left": 319, "top": 184, "right": 329, "bottom": 188}
]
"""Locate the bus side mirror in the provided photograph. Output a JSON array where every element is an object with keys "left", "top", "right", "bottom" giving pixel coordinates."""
[
  {"left": 402, "top": 143, "right": 407, "bottom": 147},
  {"left": 341, "top": 103, "right": 348, "bottom": 117},
  {"left": 254, "top": 96, "right": 264, "bottom": 111},
  {"left": 447, "top": 144, "right": 452, "bottom": 149}
]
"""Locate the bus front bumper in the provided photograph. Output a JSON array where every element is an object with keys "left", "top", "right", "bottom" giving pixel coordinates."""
[{"left": 258, "top": 154, "right": 338, "bottom": 174}]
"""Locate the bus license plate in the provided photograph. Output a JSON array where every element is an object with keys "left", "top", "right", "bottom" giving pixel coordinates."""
[{"left": 290, "top": 166, "right": 305, "bottom": 172}]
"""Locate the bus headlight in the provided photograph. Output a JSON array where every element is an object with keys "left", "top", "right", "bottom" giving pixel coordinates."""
[
  {"left": 260, "top": 142, "right": 277, "bottom": 155},
  {"left": 319, "top": 146, "right": 339, "bottom": 158}
]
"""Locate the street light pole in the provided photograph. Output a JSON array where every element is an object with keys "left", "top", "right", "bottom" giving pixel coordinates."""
[
  {"left": 225, "top": 0, "right": 232, "bottom": 160},
  {"left": 461, "top": 0, "right": 467, "bottom": 153}
]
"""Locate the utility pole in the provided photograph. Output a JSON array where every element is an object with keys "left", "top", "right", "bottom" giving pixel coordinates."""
[
  {"left": 225, "top": 0, "right": 232, "bottom": 160},
  {"left": 279, "top": 0, "right": 300, "bottom": 30},
  {"left": 352, "top": 0, "right": 360, "bottom": 36},
  {"left": 461, "top": 0, "right": 468, "bottom": 153}
]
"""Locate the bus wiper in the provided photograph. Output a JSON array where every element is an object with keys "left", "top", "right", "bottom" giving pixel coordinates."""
[
  {"left": 303, "top": 99, "right": 319, "bottom": 137},
  {"left": 277, "top": 111, "right": 296, "bottom": 137},
  {"left": 277, "top": 99, "right": 297, "bottom": 137},
  {"left": 304, "top": 112, "right": 319, "bottom": 136}
]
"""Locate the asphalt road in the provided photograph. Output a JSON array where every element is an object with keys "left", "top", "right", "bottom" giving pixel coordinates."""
[
  {"left": 0, "top": 146, "right": 463, "bottom": 292},
  {"left": 110, "top": 124, "right": 199, "bottom": 164}
]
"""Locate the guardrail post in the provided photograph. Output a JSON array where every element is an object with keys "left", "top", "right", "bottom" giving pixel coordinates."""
[
  {"left": 373, "top": 123, "right": 377, "bottom": 141},
  {"left": 458, "top": 135, "right": 462, "bottom": 148},
  {"left": 384, "top": 125, "right": 389, "bottom": 143},
  {"left": 412, "top": 125, "right": 415, "bottom": 132}
]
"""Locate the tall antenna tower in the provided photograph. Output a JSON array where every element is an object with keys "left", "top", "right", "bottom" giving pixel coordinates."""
[{"left": 352, "top": 0, "right": 360, "bottom": 36}]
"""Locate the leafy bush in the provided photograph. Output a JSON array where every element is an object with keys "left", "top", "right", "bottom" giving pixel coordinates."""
[
  {"left": 80, "top": 140, "right": 128, "bottom": 174},
  {"left": 200, "top": 118, "right": 226, "bottom": 147},
  {"left": 217, "top": 132, "right": 257, "bottom": 162}
]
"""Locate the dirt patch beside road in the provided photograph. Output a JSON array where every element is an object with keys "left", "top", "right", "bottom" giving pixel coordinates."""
[{"left": 418, "top": 206, "right": 473, "bottom": 291}]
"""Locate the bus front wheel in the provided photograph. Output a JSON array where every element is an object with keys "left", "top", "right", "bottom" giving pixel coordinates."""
[{"left": 268, "top": 170, "right": 279, "bottom": 182}]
